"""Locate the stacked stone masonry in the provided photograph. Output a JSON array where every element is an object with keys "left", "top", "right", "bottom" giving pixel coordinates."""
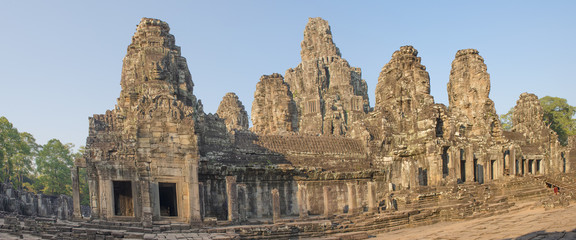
[{"left": 65, "top": 17, "right": 576, "bottom": 239}]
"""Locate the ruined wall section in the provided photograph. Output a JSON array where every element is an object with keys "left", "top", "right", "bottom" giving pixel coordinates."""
[
  {"left": 251, "top": 73, "right": 298, "bottom": 135},
  {"left": 284, "top": 17, "right": 369, "bottom": 136}
]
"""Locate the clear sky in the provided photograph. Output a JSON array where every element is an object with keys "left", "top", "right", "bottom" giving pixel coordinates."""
[{"left": 0, "top": 1, "right": 574, "bottom": 150}]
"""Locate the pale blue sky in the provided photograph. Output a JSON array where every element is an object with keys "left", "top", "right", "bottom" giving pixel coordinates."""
[{"left": 0, "top": 1, "right": 574, "bottom": 149}]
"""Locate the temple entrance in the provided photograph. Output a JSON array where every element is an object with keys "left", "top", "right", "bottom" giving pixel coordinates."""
[
  {"left": 159, "top": 183, "right": 178, "bottom": 216},
  {"left": 113, "top": 181, "right": 134, "bottom": 216},
  {"left": 536, "top": 159, "right": 541, "bottom": 174},
  {"left": 528, "top": 160, "right": 534, "bottom": 174}
]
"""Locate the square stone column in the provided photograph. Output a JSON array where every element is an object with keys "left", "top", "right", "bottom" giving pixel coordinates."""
[
  {"left": 271, "top": 188, "right": 281, "bottom": 223},
  {"left": 323, "top": 186, "right": 332, "bottom": 217},
  {"left": 346, "top": 182, "right": 357, "bottom": 214},
  {"left": 187, "top": 155, "right": 202, "bottom": 223},
  {"left": 226, "top": 176, "right": 238, "bottom": 223},
  {"left": 366, "top": 181, "right": 376, "bottom": 212},
  {"left": 297, "top": 182, "right": 308, "bottom": 218},
  {"left": 71, "top": 166, "right": 82, "bottom": 219},
  {"left": 466, "top": 147, "right": 476, "bottom": 182}
]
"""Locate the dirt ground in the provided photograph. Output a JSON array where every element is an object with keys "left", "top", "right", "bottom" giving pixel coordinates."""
[{"left": 375, "top": 203, "right": 576, "bottom": 240}]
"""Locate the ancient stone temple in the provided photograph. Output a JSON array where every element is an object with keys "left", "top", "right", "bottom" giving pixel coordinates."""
[{"left": 72, "top": 17, "right": 574, "bottom": 233}]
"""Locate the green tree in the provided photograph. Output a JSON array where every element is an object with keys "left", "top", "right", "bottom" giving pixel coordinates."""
[
  {"left": 35, "top": 139, "right": 74, "bottom": 195},
  {"left": 500, "top": 108, "right": 514, "bottom": 131},
  {"left": 0, "top": 117, "right": 37, "bottom": 187},
  {"left": 540, "top": 96, "right": 576, "bottom": 145}
]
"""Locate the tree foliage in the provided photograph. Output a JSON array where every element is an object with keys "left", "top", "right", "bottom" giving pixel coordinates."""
[
  {"left": 499, "top": 96, "right": 576, "bottom": 145},
  {"left": 0, "top": 116, "right": 90, "bottom": 205},
  {"left": 35, "top": 139, "right": 74, "bottom": 195},
  {"left": 0, "top": 117, "right": 36, "bottom": 188},
  {"left": 499, "top": 109, "right": 514, "bottom": 131},
  {"left": 539, "top": 96, "right": 576, "bottom": 145}
]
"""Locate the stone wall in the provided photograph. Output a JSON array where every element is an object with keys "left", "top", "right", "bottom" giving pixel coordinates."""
[{"left": 0, "top": 183, "right": 72, "bottom": 220}]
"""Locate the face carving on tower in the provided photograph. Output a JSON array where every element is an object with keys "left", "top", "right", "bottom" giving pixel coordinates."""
[
  {"left": 145, "top": 53, "right": 169, "bottom": 81},
  {"left": 118, "top": 18, "right": 198, "bottom": 110}
]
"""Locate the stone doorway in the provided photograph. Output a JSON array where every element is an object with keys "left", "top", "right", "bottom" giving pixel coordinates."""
[
  {"left": 490, "top": 160, "right": 496, "bottom": 180},
  {"left": 159, "top": 183, "right": 178, "bottom": 217},
  {"left": 460, "top": 149, "right": 466, "bottom": 182},
  {"left": 113, "top": 181, "right": 134, "bottom": 216},
  {"left": 442, "top": 147, "right": 449, "bottom": 178}
]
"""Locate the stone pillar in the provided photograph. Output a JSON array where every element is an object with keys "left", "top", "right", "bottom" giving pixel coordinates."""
[
  {"left": 140, "top": 179, "right": 153, "bottom": 227},
  {"left": 466, "top": 147, "right": 475, "bottom": 182},
  {"left": 255, "top": 180, "right": 263, "bottom": 218},
  {"left": 346, "top": 182, "right": 357, "bottom": 214},
  {"left": 88, "top": 177, "right": 100, "bottom": 219},
  {"left": 71, "top": 166, "right": 82, "bottom": 219},
  {"left": 226, "top": 176, "right": 238, "bottom": 222},
  {"left": 237, "top": 184, "right": 247, "bottom": 221},
  {"left": 271, "top": 188, "right": 281, "bottom": 223},
  {"left": 188, "top": 155, "right": 202, "bottom": 223},
  {"left": 323, "top": 186, "right": 332, "bottom": 217},
  {"left": 297, "top": 182, "right": 308, "bottom": 218},
  {"left": 366, "top": 181, "right": 376, "bottom": 212}
]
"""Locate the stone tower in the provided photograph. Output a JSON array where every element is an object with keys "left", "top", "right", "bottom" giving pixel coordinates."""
[
  {"left": 251, "top": 73, "right": 298, "bottom": 135},
  {"left": 216, "top": 92, "right": 249, "bottom": 132},
  {"left": 284, "top": 17, "right": 369, "bottom": 136},
  {"left": 84, "top": 18, "right": 202, "bottom": 225},
  {"left": 448, "top": 49, "right": 501, "bottom": 139}
]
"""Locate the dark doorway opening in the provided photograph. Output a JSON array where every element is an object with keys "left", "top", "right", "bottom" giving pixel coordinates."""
[
  {"left": 418, "top": 168, "right": 428, "bottom": 186},
  {"left": 528, "top": 159, "right": 534, "bottom": 174},
  {"left": 522, "top": 159, "right": 526, "bottom": 175},
  {"left": 436, "top": 117, "right": 444, "bottom": 138},
  {"left": 490, "top": 160, "right": 496, "bottom": 180},
  {"left": 473, "top": 157, "right": 478, "bottom": 182},
  {"left": 536, "top": 159, "right": 541, "bottom": 174},
  {"left": 475, "top": 158, "right": 484, "bottom": 184},
  {"left": 113, "top": 181, "right": 134, "bottom": 216},
  {"left": 562, "top": 152, "right": 566, "bottom": 173},
  {"left": 460, "top": 149, "right": 466, "bottom": 182},
  {"left": 442, "top": 147, "right": 449, "bottom": 178},
  {"left": 159, "top": 183, "right": 178, "bottom": 217}
]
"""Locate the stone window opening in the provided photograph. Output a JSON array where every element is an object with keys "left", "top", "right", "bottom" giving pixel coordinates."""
[
  {"left": 159, "top": 182, "right": 178, "bottom": 217},
  {"left": 536, "top": 159, "right": 541, "bottom": 174},
  {"left": 113, "top": 181, "right": 134, "bottom": 216},
  {"left": 436, "top": 117, "right": 444, "bottom": 138},
  {"left": 528, "top": 159, "right": 534, "bottom": 174},
  {"left": 458, "top": 125, "right": 466, "bottom": 137}
]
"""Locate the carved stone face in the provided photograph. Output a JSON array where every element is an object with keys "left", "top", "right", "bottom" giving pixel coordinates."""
[{"left": 145, "top": 52, "right": 169, "bottom": 81}]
